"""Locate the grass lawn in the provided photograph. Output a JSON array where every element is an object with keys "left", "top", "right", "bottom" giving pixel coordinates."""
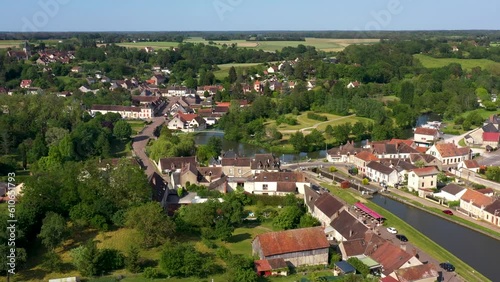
[
  {"left": 414, "top": 54, "right": 500, "bottom": 72},
  {"left": 321, "top": 184, "right": 489, "bottom": 282},
  {"left": 110, "top": 139, "right": 132, "bottom": 158},
  {"left": 214, "top": 62, "right": 263, "bottom": 79},
  {"left": 127, "top": 120, "right": 146, "bottom": 135}
]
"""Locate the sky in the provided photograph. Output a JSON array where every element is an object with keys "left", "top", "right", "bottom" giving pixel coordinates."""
[{"left": 1, "top": 0, "right": 499, "bottom": 32}]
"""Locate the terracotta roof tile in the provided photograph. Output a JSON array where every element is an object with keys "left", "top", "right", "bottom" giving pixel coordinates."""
[
  {"left": 254, "top": 227, "right": 330, "bottom": 257},
  {"left": 369, "top": 242, "right": 413, "bottom": 275},
  {"left": 434, "top": 143, "right": 470, "bottom": 158},
  {"left": 354, "top": 151, "right": 379, "bottom": 162},
  {"left": 414, "top": 127, "right": 438, "bottom": 136},
  {"left": 411, "top": 166, "right": 439, "bottom": 176},
  {"left": 463, "top": 159, "right": 480, "bottom": 168},
  {"left": 461, "top": 189, "right": 494, "bottom": 208},
  {"left": 395, "top": 263, "right": 439, "bottom": 282}
]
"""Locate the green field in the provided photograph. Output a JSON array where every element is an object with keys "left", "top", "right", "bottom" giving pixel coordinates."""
[
  {"left": 414, "top": 54, "right": 500, "bottom": 72},
  {"left": 117, "top": 37, "right": 379, "bottom": 52},
  {"left": 0, "top": 40, "right": 22, "bottom": 48},
  {"left": 267, "top": 112, "right": 371, "bottom": 133},
  {"left": 213, "top": 62, "right": 263, "bottom": 79}
]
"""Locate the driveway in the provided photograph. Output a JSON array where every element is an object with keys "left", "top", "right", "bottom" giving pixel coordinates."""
[{"left": 132, "top": 114, "right": 166, "bottom": 178}]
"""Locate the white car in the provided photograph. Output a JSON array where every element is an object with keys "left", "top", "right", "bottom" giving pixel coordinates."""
[{"left": 387, "top": 227, "right": 398, "bottom": 234}]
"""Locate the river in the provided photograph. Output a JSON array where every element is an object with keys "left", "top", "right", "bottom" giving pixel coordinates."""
[
  {"left": 193, "top": 131, "right": 327, "bottom": 163},
  {"left": 371, "top": 194, "right": 500, "bottom": 280}
]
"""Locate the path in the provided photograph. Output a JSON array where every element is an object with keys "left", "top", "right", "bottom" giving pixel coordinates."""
[
  {"left": 279, "top": 115, "right": 355, "bottom": 134},
  {"left": 132, "top": 113, "right": 166, "bottom": 178}
]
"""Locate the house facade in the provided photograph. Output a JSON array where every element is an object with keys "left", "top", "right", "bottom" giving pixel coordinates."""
[
  {"left": 90, "top": 105, "right": 153, "bottom": 119},
  {"left": 244, "top": 172, "right": 308, "bottom": 196},
  {"left": 407, "top": 167, "right": 439, "bottom": 192},
  {"left": 413, "top": 127, "right": 439, "bottom": 147},
  {"left": 459, "top": 189, "right": 494, "bottom": 219},
  {"left": 352, "top": 151, "right": 378, "bottom": 174},
  {"left": 426, "top": 143, "right": 471, "bottom": 167},
  {"left": 365, "top": 161, "right": 398, "bottom": 186}
]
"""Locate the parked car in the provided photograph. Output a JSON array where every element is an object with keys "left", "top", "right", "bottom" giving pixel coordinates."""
[
  {"left": 440, "top": 262, "right": 455, "bottom": 272},
  {"left": 387, "top": 227, "right": 398, "bottom": 234},
  {"left": 442, "top": 210, "right": 454, "bottom": 215},
  {"left": 396, "top": 234, "right": 408, "bottom": 242}
]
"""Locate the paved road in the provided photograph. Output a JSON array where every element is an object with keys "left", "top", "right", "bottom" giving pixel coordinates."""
[{"left": 132, "top": 115, "right": 166, "bottom": 178}]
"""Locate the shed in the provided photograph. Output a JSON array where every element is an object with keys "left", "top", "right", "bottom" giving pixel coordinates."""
[
  {"left": 341, "top": 180, "right": 350, "bottom": 189},
  {"left": 334, "top": 261, "right": 356, "bottom": 274}
]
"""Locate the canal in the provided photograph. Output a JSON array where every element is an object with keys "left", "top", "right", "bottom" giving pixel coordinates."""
[{"left": 372, "top": 194, "right": 500, "bottom": 280}]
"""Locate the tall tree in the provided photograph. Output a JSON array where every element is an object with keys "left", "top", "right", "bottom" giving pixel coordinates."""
[
  {"left": 126, "top": 202, "right": 175, "bottom": 248},
  {"left": 38, "top": 212, "right": 69, "bottom": 250},
  {"left": 228, "top": 66, "right": 237, "bottom": 84},
  {"left": 113, "top": 120, "right": 132, "bottom": 140}
]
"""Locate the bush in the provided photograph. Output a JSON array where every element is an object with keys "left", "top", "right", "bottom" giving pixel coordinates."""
[
  {"left": 143, "top": 267, "right": 161, "bottom": 279},
  {"left": 362, "top": 178, "right": 369, "bottom": 185},
  {"left": 329, "top": 166, "right": 337, "bottom": 172},
  {"left": 347, "top": 257, "right": 370, "bottom": 277},
  {"left": 202, "top": 238, "right": 218, "bottom": 249},
  {"left": 307, "top": 112, "right": 328, "bottom": 121},
  {"left": 97, "top": 249, "right": 125, "bottom": 274}
]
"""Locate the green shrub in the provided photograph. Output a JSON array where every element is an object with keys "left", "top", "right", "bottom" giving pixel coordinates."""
[
  {"left": 347, "top": 257, "right": 370, "bottom": 277},
  {"left": 329, "top": 166, "right": 337, "bottom": 172},
  {"left": 362, "top": 178, "right": 369, "bottom": 185},
  {"left": 307, "top": 112, "right": 328, "bottom": 121},
  {"left": 143, "top": 267, "right": 161, "bottom": 279}
]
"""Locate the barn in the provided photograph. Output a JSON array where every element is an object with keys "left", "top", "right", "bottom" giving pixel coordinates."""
[{"left": 252, "top": 227, "right": 330, "bottom": 267}]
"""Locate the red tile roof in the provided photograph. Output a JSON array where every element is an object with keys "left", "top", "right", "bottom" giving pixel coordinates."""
[
  {"left": 354, "top": 151, "right": 378, "bottom": 162},
  {"left": 411, "top": 166, "right": 439, "bottom": 177},
  {"left": 369, "top": 242, "right": 413, "bottom": 275},
  {"left": 461, "top": 189, "right": 494, "bottom": 208},
  {"left": 463, "top": 159, "right": 480, "bottom": 168},
  {"left": 415, "top": 147, "right": 428, "bottom": 153},
  {"left": 177, "top": 112, "right": 198, "bottom": 122},
  {"left": 254, "top": 227, "right": 330, "bottom": 257},
  {"left": 414, "top": 127, "right": 438, "bottom": 136},
  {"left": 482, "top": 132, "right": 500, "bottom": 142},
  {"left": 388, "top": 139, "right": 414, "bottom": 146},
  {"left": 395, "top": 263, "right": 439, "bottom": 282},
  {"left": 254, "top": 258, "right": 287, "bottom": 272},
  {"left": 435, "top": 143, "right": 470, "bottom": 158}
]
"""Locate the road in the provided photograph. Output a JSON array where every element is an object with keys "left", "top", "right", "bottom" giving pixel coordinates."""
[{"left": 132, "top": 114, "right": 166, "bottom": 178}]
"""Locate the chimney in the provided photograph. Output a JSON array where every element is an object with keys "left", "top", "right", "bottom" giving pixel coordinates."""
[{"left": 349, "top": 230, "right": 353, "bottom": 237}]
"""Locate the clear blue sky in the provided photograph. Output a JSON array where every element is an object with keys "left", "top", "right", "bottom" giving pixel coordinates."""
[{"left": 1, "top": 0, "right": 499, "bottom": 32}]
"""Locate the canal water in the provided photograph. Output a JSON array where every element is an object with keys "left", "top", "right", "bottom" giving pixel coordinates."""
[
  {"left": 193, "top": 131, "right": 327, "bottom": 163},
  {"left": 372, "top": 194, "right": 500, "bottom": 280}
]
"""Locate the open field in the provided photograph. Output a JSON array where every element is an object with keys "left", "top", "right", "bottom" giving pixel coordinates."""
[
  {"left": 414, "top": 54, "right": 500, "bottom": 72},
  {"left": 214, "top": 62, "right": 263, "bottom": 79},
  {"left": 117, "top": 37, "right": 380, "bottom": 52},
  {"left": 266, "top": 112, "right": 372, "bottom": 133},
  {"left": 0, "top": 40, "right": 22, "bottom": 48},
  {"left": 322, "top": 183, "right": 490, "bottom": 282}
]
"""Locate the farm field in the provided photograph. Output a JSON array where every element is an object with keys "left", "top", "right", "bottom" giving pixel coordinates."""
[
  {"left": 0, "top": 40, "right": 23, "bottom": 48},
  {"left": 414, "top": 54, "right": 500, "bottom": 72},
  {"left": 117, "top": 37, "right": 380, "bottom": 52}
]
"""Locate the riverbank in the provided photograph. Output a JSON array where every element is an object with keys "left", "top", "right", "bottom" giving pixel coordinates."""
[
  {"left": 382, "top": 189, "right": 500, "bottom": 240},
  {"left": 318, "top": 183, "right": 490, "bottom": 282}
]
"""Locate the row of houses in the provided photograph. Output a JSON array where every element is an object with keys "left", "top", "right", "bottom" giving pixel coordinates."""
[{"left": 251, "top": 186, "right": 441, "bottom": 280}]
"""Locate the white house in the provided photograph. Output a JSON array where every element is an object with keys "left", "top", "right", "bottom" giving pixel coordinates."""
[
  {"left": 426, "top": 143, "right": 471, "bottom": 167},
  {"left": 90, "top": 105, "right": 152, "bottom": 119},
  {"left": 484, "top": 200, "right": 500, "bottom": 227},
  {"left": 407, "top": 166, "right": 439, "bottom": 192},
  {"left": 365, "top": 161, "right": 398, "bottom": 186},
  {"left": 413, "top": 127, "right": 439, "bottom": 147},
  {"left": 433, "top": 183, "right": 466, "bottom": 202},
  {"left": 346, "top": 81, "right": 360, "bottom": 89},
  {"left": 243, "top": 172, "right": 308, "bottom": 196},
  {"left": 327, "top": 141, "right": 363, "bottom": 163},
  {"left": 167, "top": 113, "right": 206, "bottom": 132},
  {"left": 459, "top": 189, "right": 494, "bottom": 219},
  {"left": 457, "top": 159, "right": 480, "bottom": 173}
]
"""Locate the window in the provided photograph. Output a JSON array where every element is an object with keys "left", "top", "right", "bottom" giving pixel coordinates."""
[
  {"left": 238, "top": 169, "right": 242, "bottom": 174},
  {"left": 431, "top": 181, "right": 433, "bottom": 186},
  {"left": 263, "top": 184, "right": 268, "bottom": 190},
  {"left": 422, "top": 182, "right": 424, "bottom": 187}
]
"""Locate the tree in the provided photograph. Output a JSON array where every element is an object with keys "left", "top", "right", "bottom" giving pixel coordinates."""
[
  {"left": 159, "top": 241, "right": 212, "bottom": 278},
  {"left": 41, "top": 251, "right": 64, "bottom": 272},
  {"left": 228, "top": 66, "right": 237, "bottom": 83},
  {"left": 289, "top": 131, "right": 307, "bottom": 152},
  {"left": 207, "top": 136, "right": 223, "bottom": 157},
  {"left": 107, "top": 160, "right": 151, "bottom": 209},
  {"left": 486, "top": 166, "right": 500, "bottom": 182},
  {"left": 272, "top": 206, "right": 303, "bottom": 230},
  {"left": 113, "top": 120, "right": 132, "bottom": 140},
  {"left": 399, "top": 81, "right": 415, "bottom": 105},
  {"left": 324, "top": 125, "right": 334, "bottom": 137},
  {"left": 333, "top": 123, "right": 352, "bottom": 144},
  {"left": 71, "top": 240, "right": 100, "bottom": 277},
  {"left": 305, "top": 129, "right": 325, "bottom": 151},
  {"left": 45, "top": 127, "right": 70, "bottom": 147},
  {"left": 298, "top": 213, "right": 321, "bottom": 228},
  {"left": 28, "top": 133, "right": 48, "bottom": 163},
  {"left": 125, "top": 245, "right": 141, "bottom": 273},
  {"left": 126, "top": 202, "right": 176, "bottom": 248},
  {"left": 38, "top": 212, "right": 69, "bottom": 250}
]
